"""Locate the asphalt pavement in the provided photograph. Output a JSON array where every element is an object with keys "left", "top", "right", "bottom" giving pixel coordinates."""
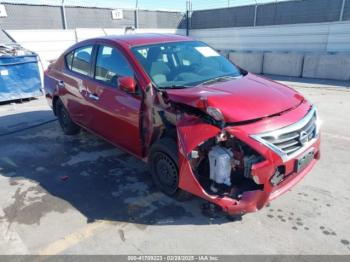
[{"left": 0, "top": 77, "right": 349, "bottom": 255}]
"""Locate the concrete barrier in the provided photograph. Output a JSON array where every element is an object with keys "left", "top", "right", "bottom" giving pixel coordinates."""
[
  {"left": 229, "top": 52, "right": 264, "bottom": 74},
  {"left": 263, "top": 52, "right": 304, "bottom": 77},
  {"left": 303, "top": 53, "right": 350, "bottom": 81}
]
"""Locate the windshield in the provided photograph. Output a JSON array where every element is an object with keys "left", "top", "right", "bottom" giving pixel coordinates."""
[{"left": 131, "top": 41, "right": 242, "bottom": 89}]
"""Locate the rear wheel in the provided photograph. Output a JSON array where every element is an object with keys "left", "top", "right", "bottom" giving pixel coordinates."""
[
  {"left": 56, "top": 99, "right": 80, "bottom": 135},
  {"left": 149, "top": 138, "right": 192, "bottom": 201}
]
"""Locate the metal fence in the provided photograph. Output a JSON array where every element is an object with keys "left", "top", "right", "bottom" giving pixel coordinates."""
[
  {"left": 0, "top": 3, "right": 186, "bottom": 30},
  {"left": 189, "top": 0, "right": 350, "bottom": 29},
  {"left": 1, "top": 1, "right": 350, "bottom": 31}
]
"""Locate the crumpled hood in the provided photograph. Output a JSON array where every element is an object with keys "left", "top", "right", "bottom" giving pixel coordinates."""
[{"left": 166, "top": 73, "right": 304, "bottom": 122}]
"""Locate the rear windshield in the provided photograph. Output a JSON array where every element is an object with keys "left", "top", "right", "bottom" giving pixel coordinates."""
[{"left": 131, "top": 41, "right": 242, "bottom": 89}]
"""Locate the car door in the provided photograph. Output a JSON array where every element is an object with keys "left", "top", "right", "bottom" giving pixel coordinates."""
[
  {"left": 59, "top": 44, "right": 95, "bottom": 126},
  {"left": 85, "top": 44, "right": 143, "bottom": 156}
]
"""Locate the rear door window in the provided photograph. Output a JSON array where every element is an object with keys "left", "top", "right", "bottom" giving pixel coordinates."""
[{"left": 71, "top": 46, "right": 93, "bottom": 76}]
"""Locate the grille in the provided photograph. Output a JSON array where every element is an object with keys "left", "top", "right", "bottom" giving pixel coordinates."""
[
  {"left": 262, "top": 114, "right": 317, "bottom": 155},
  {"left": 251, "top": 106, "right": 319, "bottom": 161}
]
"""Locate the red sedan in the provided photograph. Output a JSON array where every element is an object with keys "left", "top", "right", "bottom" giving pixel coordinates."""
[{"left": 44, "top": 34, "right": 321, "bottom": 216}]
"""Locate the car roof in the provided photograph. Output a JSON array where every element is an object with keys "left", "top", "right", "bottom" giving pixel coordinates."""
[{"left": 97, "top": 33, "right": 193, "bottom": 47}]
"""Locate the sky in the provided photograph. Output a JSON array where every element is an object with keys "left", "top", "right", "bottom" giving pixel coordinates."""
[{"left": 2, "top": 0, "right": 288, "bottom": 11}]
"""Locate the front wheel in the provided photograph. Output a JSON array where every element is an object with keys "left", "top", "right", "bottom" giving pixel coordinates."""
[
  {"left": 56, "top": 99, "right": 80, "bottom": 135},
  {"left": 149, "top": 138, "right": 192, "bottom": 201}
]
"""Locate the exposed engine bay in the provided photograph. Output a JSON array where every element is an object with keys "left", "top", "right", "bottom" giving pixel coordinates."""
[
  {"left": 147, "top": 89, "right": 320, "bottom": 216},
  {"left": 189, "top": 132, "right": 264, "bottom": 199},
  {"left": 152, "top": 95, "right": 266, "bottom": 201}
]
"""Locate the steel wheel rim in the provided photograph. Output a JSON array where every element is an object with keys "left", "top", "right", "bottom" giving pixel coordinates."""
[
  {"left": 154, "top": 152, "right": 178, "bottom": 194},
  {"left": 59, "top": 106, "right": 70, "bottom": 130}
]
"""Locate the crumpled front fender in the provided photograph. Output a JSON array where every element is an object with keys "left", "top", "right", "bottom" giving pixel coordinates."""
[
  {"left": 176, "top": 116, "right": 219, "bottom": 196},
  {"left": 176, "top": 116, "right": 270, "bottom": 215},
  {"left": 175, "top": 114, "right": 320, "bottom": 215}
]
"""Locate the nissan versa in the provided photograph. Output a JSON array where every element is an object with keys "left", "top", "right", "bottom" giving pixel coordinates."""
[{"left": 44, "top": 34, "right": 321, "bottom": 216}]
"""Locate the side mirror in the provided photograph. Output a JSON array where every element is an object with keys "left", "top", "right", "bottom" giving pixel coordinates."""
[{"left": 119, "top": 76, "right": 136, "bottom": 93}]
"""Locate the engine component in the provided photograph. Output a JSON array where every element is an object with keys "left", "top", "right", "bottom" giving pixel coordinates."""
[
  {"left": 243, "top": 155, "right": 262, "bottom": 179},
  {"left": 191, "top": 150, "right": 199, "bottom": 159},
  {"left": 208, "top": 145, "right": 233, "bottom": 191}
]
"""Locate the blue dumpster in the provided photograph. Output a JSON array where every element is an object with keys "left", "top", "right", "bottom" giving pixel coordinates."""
[{"left": 0, "top": 54, "right": 43, "bottom": 102}]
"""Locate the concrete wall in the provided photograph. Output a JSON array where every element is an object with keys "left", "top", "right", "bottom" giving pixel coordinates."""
[
  {"left": 303, "top": 54, "right": 350, "bottom": 81},
  {"left": 263, "top": 52, "right": 304, "bottom": 77},
  {"left": 228, "top": 51, "right": 350, "bottom": 81},
  {"left": 229, "top": 52, "right": 263, "bottom": 74},
  {"left": 6, "top": 28, "right": 186, "bottom": 66},
  {"left": 190, "top": 21, "right": 350, "bottom": 53},
  {"left": 6, "top": 29, "right": 76, "bottom": 63},
  {"left": 0, "top": 30, "right": 13, "bottom": 44},
  {"left": 326, "top": 22, "right": 350, "bottom": 52},
  {"left": 217, "top": 50, "right": 230, "bottom": 58},
  {"left": 190, "top": 20, "right": 350, "bottom": 81}
]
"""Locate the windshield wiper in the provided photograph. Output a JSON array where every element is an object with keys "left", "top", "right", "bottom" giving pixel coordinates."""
[
  {"left": 199, "top": 75, "right": 240, "bottom": 86},
  {"left": 158, "top": 85, "right": 191, "bottom": 90}
]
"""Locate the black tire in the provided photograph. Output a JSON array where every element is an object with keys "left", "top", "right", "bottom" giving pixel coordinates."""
[
  {"left": 56, "top": 99, "right": 80, "bottom": 135},
  {"left": 149, "top": 137, "right": 192, "bottom": 201}
]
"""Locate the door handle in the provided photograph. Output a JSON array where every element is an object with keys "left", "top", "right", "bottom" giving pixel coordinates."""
[
  {"left": 88, "top": 93, "right": 99, "bottom": 101},
  {"left": 58, "top": 81, "right": 65, "bottom": 88}
]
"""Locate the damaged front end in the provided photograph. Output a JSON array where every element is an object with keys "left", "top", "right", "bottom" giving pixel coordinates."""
[
  {"left": 169, "top": 96, "right": 320, "bottom": 216},
  {"left": 176, "top": 117, "right": 269, "bottom": 215}
]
